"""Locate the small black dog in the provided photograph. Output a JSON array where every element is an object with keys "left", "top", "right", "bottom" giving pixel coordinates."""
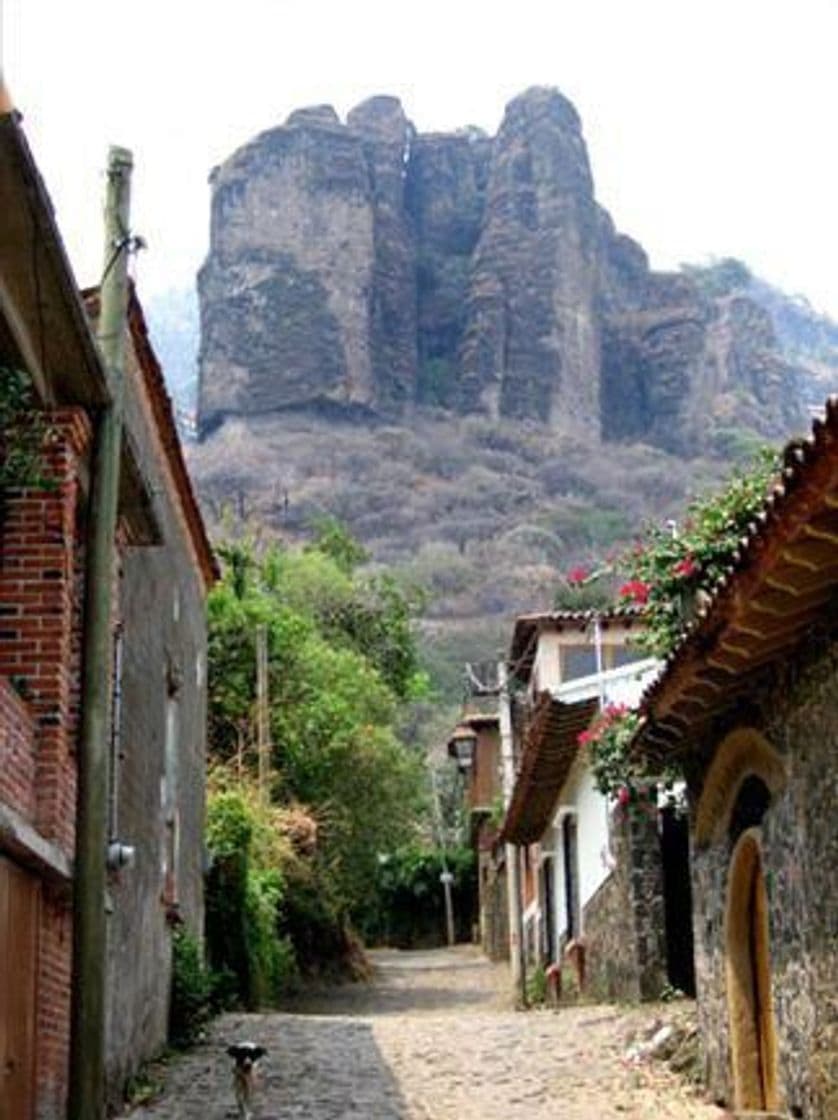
[{"left": 226, "top": 1042, "right": 267, "bottom": 1120}]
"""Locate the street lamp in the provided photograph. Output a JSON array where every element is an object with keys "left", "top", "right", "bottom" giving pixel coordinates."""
[{"left": 450, "top": 724, "right": 478, "bottom": 775}]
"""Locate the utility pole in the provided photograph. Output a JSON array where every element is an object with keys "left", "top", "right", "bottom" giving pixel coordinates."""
[
  {"left": 430, "top": 768, "right": 456, "bottom": 946},
  {"left": 70, "top": 145, "right": 133, "bottom": 1120},
  {"left": 499, "top": 659, "right": 527, "bottom": 1006},
  {"left": 256, "top": 624, "right": 271, "bottom": 802}
]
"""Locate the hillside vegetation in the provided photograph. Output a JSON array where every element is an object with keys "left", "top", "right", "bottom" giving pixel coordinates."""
[{"left": 187, "top": 409, "right": 747, "bottom": 700}]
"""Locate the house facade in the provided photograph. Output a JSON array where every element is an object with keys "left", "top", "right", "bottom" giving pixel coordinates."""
[
  {"left": 635, "top": 404, "right": 838, "bottom": 1118},
  {"left": 502, "top": 610, "right": 694, "bottom": 1001},
  {"left": 447, "top": 711, "right": 507, "bottom": 959},
  {"left": 0, "top": 102, "right": 215, "bottom": 1118}
]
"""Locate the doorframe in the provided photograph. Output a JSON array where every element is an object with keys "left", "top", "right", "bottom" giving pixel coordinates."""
[{"left": 724, "top": 827, "right": 779, "bottom": 1113}]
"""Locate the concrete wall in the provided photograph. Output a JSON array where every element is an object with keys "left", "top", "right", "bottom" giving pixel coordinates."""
[
  {"left": 103, "top": 341, "right": 209, "bottom": 1103},
  {"left": 688, "top": 639, "right": 838, "bottom": 1118}
]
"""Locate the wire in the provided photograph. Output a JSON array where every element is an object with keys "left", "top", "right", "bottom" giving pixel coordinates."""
[{"left": 100, "top": 233, "right": 146, "bottom": 288}]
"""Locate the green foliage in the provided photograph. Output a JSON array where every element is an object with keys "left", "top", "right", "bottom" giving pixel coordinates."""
[
  {"left": 362, "top": 842, "right": 476, "bottom": 948},
  {"left": 245, "top": 868, "right": 297, "bottom": 1004},
  {"left": 206, "top": 527, "right": 431, "bottom": 992},
  {"left": 0, "top": 367, "right": 51, "bottom": 490},
  {"left": 169, "top": 929, "right": 213, "bottom": 1048},
  {"left": 306, "top": 513, "right": 369, "bottom": 573},
  {"left": 526, "top": 963, "right": 548, "bottom": 1006},
  {"left": 204, "top": 780, "right": 299, "bottom": 1009},
  {"left": 618, "top": 448, "right": 781, "bottom": 657},
  {"left": 580, "top": 705, "right": 646, "bottom": 798}
]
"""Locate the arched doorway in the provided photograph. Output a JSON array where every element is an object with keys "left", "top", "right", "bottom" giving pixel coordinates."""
[{"left": 724, "top": 826, "right": 779, "bottom": 1113}]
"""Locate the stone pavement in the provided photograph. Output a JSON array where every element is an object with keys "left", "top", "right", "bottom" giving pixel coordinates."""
[{"left": 127, "top": 946, "right": 729, "bottom": 1120}]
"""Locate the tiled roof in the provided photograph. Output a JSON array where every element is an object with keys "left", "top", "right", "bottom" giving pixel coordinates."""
[
  {"left": 509, "top": 605, "right": 645, "bottom": 682},
  {"left": 500, "top": 691, "right": 599, "bottom": 845},
  {"left": 635, "top": 398, "right": 838, "bottom": 761}
]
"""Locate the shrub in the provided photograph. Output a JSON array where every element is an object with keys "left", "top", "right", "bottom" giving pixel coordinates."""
[
  {"left": 618, "top": 447, "right": 781, "bottom": 657},
  {"left": 0, "top": 367, "right": 51, "bottom": 491},
  {"left": 169, "top": 928, "right": 213, "bottom": 1049}
]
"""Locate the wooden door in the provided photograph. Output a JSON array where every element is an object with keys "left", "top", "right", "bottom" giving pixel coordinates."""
[
  {"left": 725, "top": 829, "right": 779, "bottom": 1113},
  {"left": 0, "top": 855, "right": 40, "bottom": 1120}
]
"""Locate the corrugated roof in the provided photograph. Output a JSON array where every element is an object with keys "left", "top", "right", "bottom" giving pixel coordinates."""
[
  {"left": 500, "top": 691, "right": 599, "bottom": 845},
  {"left": 635, "top": 398, "right": 838, "bottom": 762}
]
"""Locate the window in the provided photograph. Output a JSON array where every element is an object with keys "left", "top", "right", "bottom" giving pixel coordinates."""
[{"left": 162, "top": 677, "right": 180, "bottom": 909}]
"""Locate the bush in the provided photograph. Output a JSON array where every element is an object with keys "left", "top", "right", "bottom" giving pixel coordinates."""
[
  {"left": 169, "top": 929, "right": 213, "bottom": 1048},
  {"left": 245, "top": 868, "right": 298, "bottom": 1004},
  {"left": 205, "top": 782, "right": 301, "bottom": 1008}
]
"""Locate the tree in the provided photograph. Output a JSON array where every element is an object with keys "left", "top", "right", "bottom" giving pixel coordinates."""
[{"left": 206, "top": 530, "right": 429, "bottom": 964}]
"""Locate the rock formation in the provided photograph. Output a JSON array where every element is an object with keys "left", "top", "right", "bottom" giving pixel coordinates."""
[{"left": 197, "top": 87, "right": 804, "bottom": 453}]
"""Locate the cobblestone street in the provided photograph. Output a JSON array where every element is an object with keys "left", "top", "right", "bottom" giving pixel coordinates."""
[{"left": 129, "top": 947, "right": 728, "bottom": 1120}]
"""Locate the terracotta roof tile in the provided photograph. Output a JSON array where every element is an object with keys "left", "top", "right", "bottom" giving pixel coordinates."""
[
  {"left": 635, "top": 398, "right": 838, "bottom": 760},
  {"left": 500, "top": 691, "right": 599, "bottom": 844}
]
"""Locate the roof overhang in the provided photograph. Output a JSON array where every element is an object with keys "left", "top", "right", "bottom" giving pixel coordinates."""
[
  {"left": 0, "top": 108, "right": 160, "bottom": 544},
  {"left": 500, "top": 692, "right": 599, "bottom": 845},
  {"left": 635, "top": 399, "right": 838, "bottom": 764},
  {"left": 0, "top": 111, "right": 109, "bottom": 409}
]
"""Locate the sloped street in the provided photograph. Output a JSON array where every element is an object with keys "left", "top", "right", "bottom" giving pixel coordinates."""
[{"left": 129, "top": 947, "right": 727, "bottom": 1120}]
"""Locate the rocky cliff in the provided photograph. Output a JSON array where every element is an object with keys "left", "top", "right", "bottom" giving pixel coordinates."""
[{"left": 197, "top": 87, "right": 804, "bottom": 453}]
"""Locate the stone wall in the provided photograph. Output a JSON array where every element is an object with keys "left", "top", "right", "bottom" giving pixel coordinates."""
[
  {"left": 688, "top": 637, "right": 838, "bottom": 1118},
  {"left": 478, "top": 848, "right": 509, "bottom": 962},
  {"left": 582, "top": 805, "right": 668, "bottom": 1003}
]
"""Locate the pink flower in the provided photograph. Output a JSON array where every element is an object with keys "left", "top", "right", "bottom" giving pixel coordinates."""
[
  {"left": 603, "top": 703, "right": 629, "bottom": 722},
  {"left": 566, "top": 566, "right": 589, "bottom": 586},
  {"left": 617, "top": 786, "right": 631, "bottom": 807},
  {"left": 577, "top": 728, "right": 594, "bottom": 746},
  {"left": 673, "top": 555, "right": 698, "bottom": 579},
  {"left": 618, "top": 579, "right": 650, "bottom": 605}
]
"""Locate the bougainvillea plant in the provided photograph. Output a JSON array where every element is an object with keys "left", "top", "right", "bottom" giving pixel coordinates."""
[
  {"left": 578, "top": 704, "right": 641, "bottom": 798},
  {"left": 617, "top": 447, "right": 782, "bottom": 657},
  {"left": 579, "top": 703, "right": 679, "bottom": 805}
]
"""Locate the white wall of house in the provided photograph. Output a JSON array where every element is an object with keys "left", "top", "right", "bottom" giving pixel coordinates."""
[{"left": 541, "top": 657, "right": 661, "bottom": 954}]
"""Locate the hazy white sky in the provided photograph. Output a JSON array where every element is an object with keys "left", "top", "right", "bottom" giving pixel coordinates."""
[{"left": 3, "top": 0, "right": 838, "bottom": 314}]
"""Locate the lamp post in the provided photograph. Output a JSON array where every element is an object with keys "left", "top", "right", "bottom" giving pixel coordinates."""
[
  {"left": 450, "top": 724, "right": 477, "bottom": 777},
  {"left": 430, "top": 767, "right": 457, "bottom": 946}
]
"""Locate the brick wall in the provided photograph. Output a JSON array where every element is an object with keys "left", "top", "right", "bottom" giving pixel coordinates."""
[
  {"left": 36, "top": 893, "right": 73, "bottom": 1120},
  {"left": 0, "top": 675, "right": 36, "bottom": 820},
  {"left": 0, "top": 408, "right": 91, "bottom": 858},
  {"left": 0, "top": 408, "right": 91, "bottom": 1120}
]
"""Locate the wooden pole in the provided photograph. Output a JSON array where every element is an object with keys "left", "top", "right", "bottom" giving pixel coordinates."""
[
  {"left": 430, "top": 768, "right": 456, "bottom": 946},
  {"left": 256, "top": 625, "right": 270, "bottom": 801},
  {"left": 499, "top": 659, "right": 527, "bottom": 1006},
  {"left": 70, "top": 145, "right": 133, "bottom": 1120}
]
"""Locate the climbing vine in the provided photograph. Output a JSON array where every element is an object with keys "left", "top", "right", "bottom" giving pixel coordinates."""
[
  {"left": 0, "top": 366, "right": 50, "bottom": 490},
  {"left": 616, "top": 448, "right": 782, "bottom": 657}
]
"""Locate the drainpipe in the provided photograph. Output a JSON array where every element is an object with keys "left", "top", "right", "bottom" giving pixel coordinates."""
[
  {"left": 499, "top": 660, "right": 527, "bottom": 1006},
  {"left": 69, "top": 145, "right": 133, "bottom": 1120}
]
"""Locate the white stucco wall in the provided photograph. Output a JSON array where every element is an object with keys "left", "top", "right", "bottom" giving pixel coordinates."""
[
  {"left": 546, "top": 656, "right": 661, "bottom": 946},
  {"left": 551, "top": 753, "right": 613, "bottom": 941}
]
